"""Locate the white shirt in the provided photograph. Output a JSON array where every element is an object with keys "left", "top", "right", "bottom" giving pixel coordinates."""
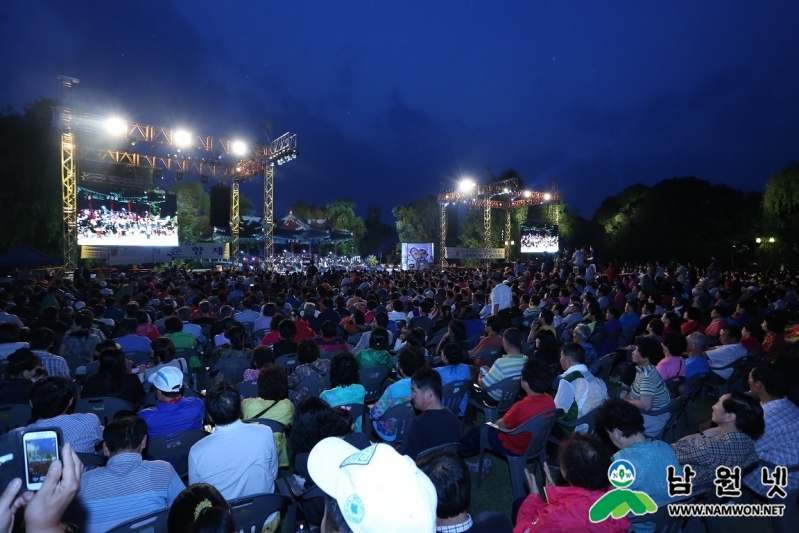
[
  {"left": 189, "top": 420, "right": 278, "bottom": 501},
  {"left": 490, "top": 283, "right": 512, "bottom": 312},
  {"left": 0, "top": 312, "right": 23, "bottom": 328},
  {"left": 707, "top": 342, "right": 747, "bottom": 380},
  {"left": 234, "top": 309, "right": 261, "bottom": 324}
]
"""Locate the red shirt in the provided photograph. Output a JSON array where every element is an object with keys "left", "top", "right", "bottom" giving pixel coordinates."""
[{"left": 498, "top": 393, "right": 556, "bottom": 454}]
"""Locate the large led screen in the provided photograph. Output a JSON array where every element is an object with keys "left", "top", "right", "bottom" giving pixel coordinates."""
[
  {"left": 520, "top": 224, "right": 559, "bottom": 253},
  {"left": 77, "top": 188, "right": 178, "bottom": 246}
]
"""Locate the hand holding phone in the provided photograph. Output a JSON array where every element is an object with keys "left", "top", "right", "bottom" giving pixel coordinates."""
[
  {"left": 19, "top": 443, "right": 83, "bottom": 533},
  {"left": 23, "top": 431, "right": 59, "bottom": 492}
]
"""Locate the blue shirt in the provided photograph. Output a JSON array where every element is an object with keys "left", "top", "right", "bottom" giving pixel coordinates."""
[
  {"left": 685, "top": 355, "right": 710, "bottom": 380},
  {"left": 114, "top": 334, "right": 152, "bottom": 354},
  {"left": 74, "top": 452, "right": 184, "bottom": 533},
  {"left": 138, "top": 397, "right": 205, "bottom": 439},
  {"left": 613, "top": 440, "right": 680, "bottom": 505},
  {"left": 435, "top": 364, "right": 471, "bottom": 416}
]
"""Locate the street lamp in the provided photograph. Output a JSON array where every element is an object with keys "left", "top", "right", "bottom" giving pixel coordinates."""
[
  {"left": 769, "top": 237, "right": 775, "bottom": 243},
  {"left": 756, "top": 238, "right": 762, "bottom": 243}
]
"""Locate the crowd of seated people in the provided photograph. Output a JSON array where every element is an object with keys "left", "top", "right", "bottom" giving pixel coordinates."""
[{"left": 2, "top": 254, "right": 799, "bottom": 532}]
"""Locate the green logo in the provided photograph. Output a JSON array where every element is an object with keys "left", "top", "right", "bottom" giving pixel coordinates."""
[{"left": 589, "top": 459, "right": 658, "bottom": 523}]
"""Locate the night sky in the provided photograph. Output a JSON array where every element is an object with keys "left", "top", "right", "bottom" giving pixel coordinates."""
[{"left": 2, "top": 1, "right": 798, "bottom": 221}]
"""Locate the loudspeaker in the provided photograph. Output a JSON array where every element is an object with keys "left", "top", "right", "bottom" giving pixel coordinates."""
[
  {"left": 161, "top": 194, "right": 177, "bottom": 218},
  {"left": 209, "top": 185, "right": 230, "bottom": 227}
]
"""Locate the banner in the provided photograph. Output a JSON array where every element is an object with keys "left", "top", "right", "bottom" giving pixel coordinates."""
[
  {"left": 444, "top": 247, "right": 505, "bottom": 260},
  {"left": 81, "top": 243, "right": 229, "bottom": 265},
  {"left": 401, "top": 243, "right": 434, "bottom": 270}
]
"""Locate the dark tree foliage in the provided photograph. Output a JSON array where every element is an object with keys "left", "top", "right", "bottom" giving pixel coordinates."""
[
  {"left": 0, "top": 99, "right": 63, "bottom": 255},
  {"left": 359, "top": 205, "right": 397, "bottom": 258},
  {"left": 592, "top": 177, "right": 762, "bottom": 263}
]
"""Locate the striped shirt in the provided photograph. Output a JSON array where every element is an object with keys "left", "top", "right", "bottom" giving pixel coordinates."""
[
  {"left": 490, "top": 283, "right": 512, "bottom": 312},
  {"left": 74, "top": 452, "right": 184, "bottom": 533},
  {"left": 32, "top": 349, "right": 70, "bottom": 378},
  {"left": 483, "top": 354, "right": 526, "bottom": 401},
  {"left": 630, "top": 365, "right": 670, "bottom": 409},
  {"left": 28, "top": 413, "right": 103, "bottom": 453}
]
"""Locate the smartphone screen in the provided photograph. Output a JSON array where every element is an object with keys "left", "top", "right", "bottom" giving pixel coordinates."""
[{"left": 23, "top": 431, "right": 59, "bottom": 491}]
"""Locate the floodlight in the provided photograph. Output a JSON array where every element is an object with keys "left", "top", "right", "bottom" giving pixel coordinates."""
[
  {"left": 231, "top": 140, "right": 247, "bottom": 156},
  {"left": 104, "top": 117, "right": 127, "bottom": 135},
  {"left": 769, "top": 237, "right": 775, "bottom": 243},
  {"left": 543, "top": 193, "right": 552, "bottom": 201},
  {"left": 756, "top": 238, "right": 762, "bottom": 243},
  {"left": 523, "top": 190, "right": 532, "bottom": 198},
  {"left": 458, "top": 179, "right": 475, "bottom": 193},
  {"left": 174, "top": 129, "right": 192, "bottom": 147}
]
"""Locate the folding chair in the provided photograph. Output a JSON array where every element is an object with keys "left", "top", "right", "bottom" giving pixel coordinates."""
[
  {"left": 274, "top": 353, "right": 298, "bottom": 375},
  {"left": 0, "top": 404, "right": 32, "bottom": 434},
  {"left": 293, "top": 372, "right": 330, "bottom": 398},
  {"left": 74, "top": 397, "right": 136, "bottom": 425},
  {"left": 477, "top": 408, "right": 562, "bottom": 501},
  {"left": 468, "top": 376, "right": 521, "bottom": 423},
  {"left": 146, "top": 429, "right": 210, "bottom": 479},
  {"left": 440, "top": 379, "right": 471, "bottom": 416},
  {"left": 228, "top": 493, "right": 290, "bottom": 533},
  {"left": 236, "top": 380, "right": 259, "bottom": 399},
  {"left": 106, "top": 508, "right": 169, "bottom": 533},
  {"left": 359, "top": 365, "right": 391, "bottom": 403}
]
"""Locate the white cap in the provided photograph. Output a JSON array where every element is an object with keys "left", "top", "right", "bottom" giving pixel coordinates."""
[
  {"left": 148, "top": 366, "right": 183, "bottom": 392},
  {"left": 73, "top": 301, "right": 86, "bottom": 311},
  {"left": 308, "top": 438, "right": 437, "bottom": 533}
]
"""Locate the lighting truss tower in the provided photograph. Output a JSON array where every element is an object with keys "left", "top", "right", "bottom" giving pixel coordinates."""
[
  {"left": 56, "top": 75, "right": 80, "bottom": 273},
  {"left": 230, "top": 180, "right": 241, "bottom": 260},
  {"left": 264, "top": 132, "right": 298, "bottom": 266},
  {"left": 437, "top": 177, "right": 559, "bottom": 264}
]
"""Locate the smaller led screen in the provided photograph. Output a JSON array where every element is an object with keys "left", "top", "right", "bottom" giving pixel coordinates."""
[{"left": 520, "top": 224, "right": 559, "bottom": 253}]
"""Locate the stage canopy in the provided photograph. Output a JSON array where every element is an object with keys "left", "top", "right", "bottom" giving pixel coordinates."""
[{"left": 0, "top": 244, "right": 61, "bottom": 269}]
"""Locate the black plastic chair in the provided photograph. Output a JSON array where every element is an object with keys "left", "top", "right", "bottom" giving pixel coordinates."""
[
  {"left": 416, "top": 442, "right": 461, "bottom": 460},
  {"left": 548, "top": 405, "right": 601, "bottom": 446},
  {"left": 470, "top": 347, "right": 504, "bottom": 367},
  {"left": 124, "top": 351, "right": 151, "bottom": 367},
  {"left": 681, "top": 372, "right": 708, "bottom": 433},
  {"left": 370, "top": 401, "right": 416, "bottom": 444},
  {"left": 236, "top": 380, "right": 259, "bottom": 399},
  {"left": 211, "top": 357, "right": 253, "bottom": 384},
  {"left": 106, "top": 508, "right": 169, "bottom": 533},
  {"left": 228, "top": 493, "right": 290, "bottom": 533},
  {"left": 359, "top": 365, "right": 391, "bottom": 403},
  {"left": 293, "top": 372, "right": 330, "bottom": 398},
  {"left": 703, "top": 355, "right": 752, "bottom": 399},
  {"left": 74, "top": 397, "right": 136, "bottom": 426},
  {"left": 468, "top": 376, "right": 521, "bottom": 423},
  {"left": 0, "top": 404, "right": 32, "bottom": 434},
  {"left": 477, "top": 408, "right": 562, "bottom": 501},
  {"left": 274, "top": 353, "right": 298, "bottom": 375},
  {"left": 146, "top": 429, "right": 209, "bottom": 479},
  {"left": 441, "top": 379, "right": 471, "bottom": 416},
  {"left": 591, "top": 351, "right": 621, "bottom": 382},
  {"left": 644, "top": 393, "right": 690, "bottom": 443},
  {"left": 277, "top": 477, "right": 322, "bottom": 532}
]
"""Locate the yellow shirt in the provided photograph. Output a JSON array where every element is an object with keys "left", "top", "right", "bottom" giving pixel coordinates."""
[{"left": 241, "top": 398, "right": 294, "bottom": 467}]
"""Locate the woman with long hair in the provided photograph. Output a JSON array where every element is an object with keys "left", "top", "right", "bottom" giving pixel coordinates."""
[
  {"left": 81, "top": 346, "right": 146, "bottom": 406},
  {"left": 59, "top": 312, "right": 100, "bottom": 361},
  {"left": 354, "top": 326, "right": 391, "bottom": 370}
]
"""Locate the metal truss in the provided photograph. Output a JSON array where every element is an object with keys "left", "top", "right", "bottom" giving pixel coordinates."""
[
  {"left": 263, "top": 163, "right": 275, "bottom": 265},
  {"left": 61, "top": 131, "right": 77, "bottom": 272},
  {"left": 440, "top": 203, "right": 447, "bottom": 266},
  {"left": 505, "top": 210, "right": 512, "bottom": 260},
  {"left": 231, "top": 181, "right": 240, "bottom": 260}
]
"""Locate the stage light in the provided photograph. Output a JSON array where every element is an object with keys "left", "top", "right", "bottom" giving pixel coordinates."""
[
  {"left": 231, "top": 140, "right": 247, "bottom": 156},
  {"left": 174, "top": 129, "right": 192, "bottom": 147},
  {"left": 523, "top": 190, "right": 532, "bottom": 198},
  {"left": 769, "top": 237, "right": 775, "bottom": 243},
  {"left": 176, "top": 171, "right": 184, "bottom": 181},
  {"left": 543, "top": 193, "right": 552, "bottom": 201},
  {"left": 458, "top": 179, "right": 475, "bottom": 193},
  {"left": 756, "top": 238, "right": 762, "bottom": 243},
  {"left": 200, "top": 174, "right": 209, "bottom": 184},
  {"left": 104, "top": 117, "right": 127, "bottom": 135},
  {"left": 127, "top": 135, "right": 138, "bottom": 147}
]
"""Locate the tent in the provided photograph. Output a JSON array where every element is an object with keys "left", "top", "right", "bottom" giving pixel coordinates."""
[{"left": 0, "top": 244, "right": 61, "bottom": 269}]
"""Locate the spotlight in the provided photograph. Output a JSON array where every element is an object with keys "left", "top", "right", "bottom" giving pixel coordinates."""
[
  {"left": 104, "top": 117, "right": 127, "bottom": 135},
  {"left": 523, "top": 190, "right": 532, "bottom": 198},
  {"left": 127, "top": 135, "right": 138, "bottom": 147},
  {"left": 200, "top": 174, "right": 209, "bottom": 184},
  {"left": 231, "top": 141, "right": 247, "bottom": 156},
  {"left": 174, "top": 129, "right": 192, "bottom": 147},
  {"left": 176, "top": 171, "right": 184, "bottom": 181},
  {"left": 543, "top": 193, "right": 552, "bottom": 201},
  {"left": 458, "top": 179, "right": 475, "bottom": 193},
  {"left": 153, "top": 169, "right": 163, "bottom": 180}
]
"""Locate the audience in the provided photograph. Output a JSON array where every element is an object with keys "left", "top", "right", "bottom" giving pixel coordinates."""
[
  {"left": 398, "top": 367, "right": 460, "bottom": 460},
  {"left": 369, "top": 345, "right": 426, "bottom": 442},
  {"left": 319, "top": 352, "right": 366, "bottom": 431},
  {"left": 81, "top": 346, "right": 146, "bottom": 406},
  {"left": 240, "top": 365, "right": 294, "bottom": 467},
  {"left": 138, "top": 366, "right": 205, "bottom": 439},
  {"left": 27, "top": 376, "right": 103, "bottom": 453},
  {"left": 71, "top": 416, "right": 183, "bottom": 533},
  {"left": 0, "top": 348, "right": 42, "bottom": 404}
]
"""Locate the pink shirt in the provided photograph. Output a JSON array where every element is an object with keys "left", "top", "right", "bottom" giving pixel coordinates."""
[{"left": 656, "top": 355, "right": 686, "bottom": 381}]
